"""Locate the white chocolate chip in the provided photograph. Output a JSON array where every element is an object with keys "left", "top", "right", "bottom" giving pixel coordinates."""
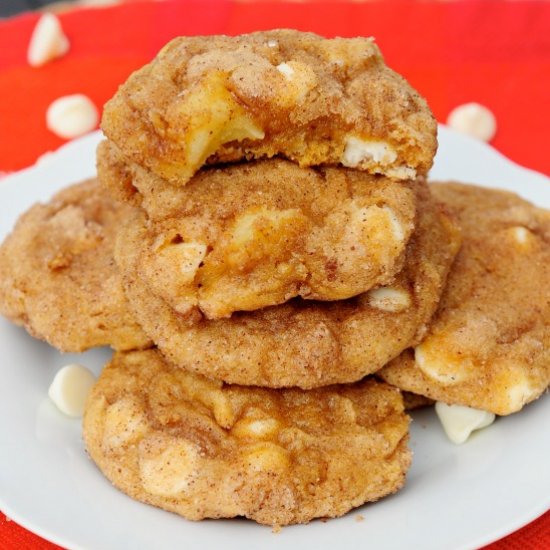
[
  {"left": 232, "top": 417, "right": 280, "bottom": 439},
  {"left": 342, "top": 137, "right": 398, "bottom": 168},
  {"left": 139, "top": 437, "right": 199, "bottom": 497},
  {"left": 382, "top": 205, "right": 405, "bottom": 242},
  {"left": 36, "top": 151, "right": 55, "bottom": 165},
  {"left": 276, "top": 62, "right": 295, "bottom": 79},
  {"left": 447, "top": 102, "right": 497, "bottom": 142},
  {"left": 48, "top": 364, "right": 96, "bottom": 417},
  {"left": 386, "top": 165, "right": 417, "bottom": 180},
  {"left": 368, "top": 287, "right": 411, "bottom": 312},
  {"left": 435, "top": 402, "right": 495, "bottom": 444},
  {"left": 46, "top": 94, "right": 99, "bottom": 139},
  {"left": 103, "top": 398, "right": 149, "bottom": 450},
  {"left": 267, "top": 39, "right": 278, "bottom": 48},
  {"left": 27, "top": 13, "right": 70, "bottom": 67}
]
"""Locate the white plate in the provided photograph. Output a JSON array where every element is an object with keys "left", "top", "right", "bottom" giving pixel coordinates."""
[{"left": 0, "top": 126, "right": 548, "bottom": 550}]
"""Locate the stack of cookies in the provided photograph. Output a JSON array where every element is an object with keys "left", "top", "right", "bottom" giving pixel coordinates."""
[
  {"left": 1, "top": 30, "right": 548, "bottom": 528},
  {"left": 89, "top": 30, "right": 460, "bottom": 524},
  {"left": 96, "top": 30, "right": 460, "bottom": 393}
]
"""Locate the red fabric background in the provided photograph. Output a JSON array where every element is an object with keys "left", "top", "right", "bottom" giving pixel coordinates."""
[
  {"left": 0, "top": 1, "right": 548, "bottom": 548},
  {"left": 0, "top": 0, "right": 549, "bottom": 175}
]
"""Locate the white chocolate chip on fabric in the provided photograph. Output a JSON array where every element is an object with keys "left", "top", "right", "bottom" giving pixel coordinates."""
[
  {"left": 46, "top": 94, "right": 99, "bottom": 139},
  {"left": 27, "top": 13, "right": 70, "bottom": 67},
  {"left": 447, "top": 102, "right": 497, "bottom": 142}
]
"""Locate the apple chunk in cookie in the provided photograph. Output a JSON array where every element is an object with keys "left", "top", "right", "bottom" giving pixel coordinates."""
[{"left": 101, "top": 30, "right": 437, "bottom": 185}]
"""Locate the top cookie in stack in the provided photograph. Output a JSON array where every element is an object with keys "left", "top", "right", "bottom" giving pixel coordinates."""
[
  {"left": 97, "top": 29, "right": 456, "bottom": 389},
  {"left": 101, "top": 30, "right": 437, "bottom": 186}
]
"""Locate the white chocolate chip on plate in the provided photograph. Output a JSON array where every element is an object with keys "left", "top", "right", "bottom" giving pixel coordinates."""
[
  {"left": 46, "top": 94, "right": 99, "bottom": 139},
  {"left": 435, "top": 402, "right": 495, "bottom": 445},
  {"left": 48, "top": 364, "right": 96, "bottom": 417},
  {"left": 27, "top": 13, "right": 70, "bottom": 68},
  {"left": 447, "top": 102, "right": 497, "bottom": 142}
]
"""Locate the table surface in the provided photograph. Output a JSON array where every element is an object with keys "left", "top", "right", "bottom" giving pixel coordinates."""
[{"left": 0, "top": 1, "right": 548, "bottom": 548}]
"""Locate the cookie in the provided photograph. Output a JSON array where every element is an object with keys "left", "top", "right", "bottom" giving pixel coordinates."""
[
  {"left": 402, "top": 392, "right": 434, "bottom": 410},
  {"left": 83, "top": 349, "right": 411, "bottom": 526},
  {"left": 379, "top": 183, "right": 550, "bottom": 415},
  {"left": 101, "top": 30, "right": 437, "bottom": 186},
  {"left": 0, "top": 179, "right": 150, "bottom": 352},
  {"left": 116, "top": 183, "right": 460, "bottom": 388},
  {"left": 101, "top": 147, "right": 418, "bottom": 319}
]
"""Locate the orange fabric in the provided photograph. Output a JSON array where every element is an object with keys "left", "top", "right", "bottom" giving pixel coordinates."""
[
  {"left": 0, "top": 0, "right": 549, "bottom": 174},
  {"left": 1, "top": 512, "right": 63, "bottom": 550},
  {"left": 1, "top": 508, "right": 549, "bottom": 549},
  {"left": 0, "top": 1, "right": 548, "bottom": 547},
  {"left": 483, "top": 511, "right": 550, "bottom": 550}
]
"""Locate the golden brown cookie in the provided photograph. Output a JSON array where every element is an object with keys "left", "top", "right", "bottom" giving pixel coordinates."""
[
  {"left": 101, "top": 30, "right": 437, "bottom": 186},
  {"left": 379, "top": 183, "right": 550, "bottom": 415},
  {"left": 101, "top": 146, "right": 418, "bottom": 318},
  {"left": 0, "top": 179, "right": 150, "bottom": 352},
  {"left": 83, "top": 349, "right": 411, "bottom": 526},
  {"left": 116, "top": 183, "right": 460, "bottom": 388}
]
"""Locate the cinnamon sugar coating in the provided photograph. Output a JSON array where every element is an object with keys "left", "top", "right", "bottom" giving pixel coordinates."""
[
  {"left": 0, "top": 179, "right": 150, "bottom": 352},
  {"left": 84, "top": 349, "right": 411, "bottom": 526},
  {"left": 115, "top": 182, "right": 460, "bottom": 388},
  {"left": 101, "top": 30, "right": 437, "bottom": 186},
  {"left": 379, "top": 183, "right": 550, "bottom": 415}
]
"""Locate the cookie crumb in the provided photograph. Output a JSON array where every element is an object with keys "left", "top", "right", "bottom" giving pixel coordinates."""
[{"left": 355, "top": 514, "right": 365, "bottom": 522}]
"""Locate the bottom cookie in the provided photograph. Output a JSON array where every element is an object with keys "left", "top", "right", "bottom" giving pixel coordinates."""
[{"left": 84, "top": 349, "right": 411, "bottom": 527}]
